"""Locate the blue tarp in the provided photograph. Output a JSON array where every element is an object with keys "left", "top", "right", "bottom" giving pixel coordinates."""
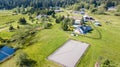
[{"left": 0, "top": 46, "right": 15, "bottom": 62}]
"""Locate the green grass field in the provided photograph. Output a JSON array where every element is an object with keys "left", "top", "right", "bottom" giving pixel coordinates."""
[{"left": 0, "top": 10, "right": 120, "bottom": 67}]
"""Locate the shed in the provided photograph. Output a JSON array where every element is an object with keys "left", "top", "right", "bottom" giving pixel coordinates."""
[
  {"left": 94, "top": 20, "right": 102, "bottom": 26},
  {"left": 74, "top": 20, "right": 81, "bottom": 25}
]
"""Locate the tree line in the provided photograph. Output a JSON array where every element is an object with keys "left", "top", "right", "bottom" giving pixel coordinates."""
[
  {"left": 0, "top": 0, "right": 78, "bottom": 9},
  {"left": 0, "top": 0, "right": 120, "bottom": 9}
]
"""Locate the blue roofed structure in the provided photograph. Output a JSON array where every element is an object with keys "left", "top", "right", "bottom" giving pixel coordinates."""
[
  {"left": 0, "top": 46, "right": 15, "bottom": 63},
  {"left": 74, "top": 25, "right": 92, "bottom": 34},
  {"left": 0, "top": 52, "right": 8, "bottom": 61},
  {"left": 80, "top": 26, "right": 92, "bottom": 34}
]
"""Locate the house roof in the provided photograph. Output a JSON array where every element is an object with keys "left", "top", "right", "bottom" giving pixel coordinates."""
[
  {"left": 75, "top": 20, "right": 80, "bottom": 23},
  {"left": 79, "top": 26, "right": 92, "bottom": 34}
]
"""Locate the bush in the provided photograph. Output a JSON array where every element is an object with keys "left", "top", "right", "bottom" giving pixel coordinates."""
[
  {"left": 61, "top": 21, "right": 69, "bottom": 31},
  {"left": 9, "top": 25, "right": 14, "bottom": 31},
  {"left": 91, "top": 8, "right": 98, "bottom": 13},
  {"left": 18, "top": 17, "right": 27, "bottom": 25},
  {"left": 17, "top": 25, "right": 20, "bottom": 29},
  {"left": 61, "top": 18, "right": 73, "bottom": 31},
  {"left": 55, "top": 18, "right": 61, "bottom": 23},
  {"left": 117, "top": 5, "right": 120, "bottom": 12},
  {"left": 55, "top": 16, "right": 65, "bottom": 23},
  {"left": 0, "top": 44, "right": 5, "bottom": 48},
  {"left": 47, "top": 10, "right": 55, "bottom": 15},
  {"left": 44, "top": 22, "right": 52, "bottom": 29},
  {"left": 16, "top": 51, "right": 36, "bottom": 67},
  {"left": 101, "top": 59, "right": 117, "bottom": 67},
  {"left": 114, "top": 12, "right": 120, "bottom": 16}
]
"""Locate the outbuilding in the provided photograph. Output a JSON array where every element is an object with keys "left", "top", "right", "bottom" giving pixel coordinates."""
[{"left": 0, "top": 46, "right": 15, "bottom": 63}]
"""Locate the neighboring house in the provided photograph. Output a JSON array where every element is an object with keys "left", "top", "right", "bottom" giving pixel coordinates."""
[
  {"left": 108, "top": 7, "right": 117, "bottom": 11},
  {"left": 72, "top": 10, "right": 85, "bottom": 15},
  {"left": 36, "top": 14, "right": 48, "bottom": 19},
  {"left": 73, "top": 11, "right": 81, "bottom": 14},
  {"left": 54, "top": 10, "right": 63, "bottom": 13},
  {"left": 74, "top": 25, "right": 92, "bottom": 34},
  {"left": 83, "top": 15, "right": 89, "bottom": 22},
  {"left": 83, "top": 15, "right": 95, "bottom": 22},
  {"left": 73, "top": 8, "right": 85, "bottom": 15},
  {"left": 74, "top": 20, "right": 81, "bottom": 25},
  {"left": 36, "top": 15, "right": 41, "bottom": 19},
  {"left": 54, "top": 6, "right": 63, "bottom": 13},
  {"left": 73, "top": 20, "right": 81, "bottom": 28}
]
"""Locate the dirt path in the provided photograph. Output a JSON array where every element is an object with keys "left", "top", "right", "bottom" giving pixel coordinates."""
[{"left": 0, "top": 27, "right": 7, "bottom": 32}]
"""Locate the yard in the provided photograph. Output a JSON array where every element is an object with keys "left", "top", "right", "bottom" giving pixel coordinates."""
[{"left": 0, "top": 10, "right": 120, "bottom": 67}]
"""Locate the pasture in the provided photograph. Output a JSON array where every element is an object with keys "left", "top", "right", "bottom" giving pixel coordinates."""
[{"left": 0, "top": 10, "right": 120, "bottom": 67}]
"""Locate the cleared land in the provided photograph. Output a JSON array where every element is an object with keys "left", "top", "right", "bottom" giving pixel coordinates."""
[
  {"left": 0, "top": 10, "right": 120, "bottom": 67},
  {"left": 48, "top": 40, "right": 89, "bottom": 67}
]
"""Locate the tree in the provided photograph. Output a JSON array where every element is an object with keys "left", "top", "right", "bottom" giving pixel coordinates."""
[
  {"left": 9, "top": 25, "right": 14, "bottom": 31},
  {"left": 117, "top": 5, "right": 120, "bottom": 12},
  {"left": 80, "top": 17, "right": 85, "bottom": 25},
  {"left": 44, "top": 22, "right": 52, "bottom": 29},
  {"left": 29, "top": 16, "right": 33, "bottom": 20},
  {"left": 16, "top": 51, "right": 36, "bottom": 67},
  {"left": 52, "top": 14, "right": 56, "bottom": 18},
  {"left": 18, "top": 17, "right": 27, "bottom": 25},
  {"left": 101, "top": 59, "right": 117, "bottom": 67},
  {"left": 89, "top": 4, "right": 95, "bottom": 11},
  {"left": 97, "top": 5, "right": 106, "bottom": 14},
  {"left": 55, "top": 16, "right": 64, "bottom": 23},
  {"left": 55, "top": 18, "right": 60, "bottom": 23},
  {"left": 60, "top": 16, "right": 65, "bottom": 21},
  {"left": 61, "top": 21, "right": 68, "bottom": 31},
  {"left": 91, "top": 8, "right": 98, "bottom": 13},
  {"left": 61, "top": 18, "right": 71, "bottom": 31},
  {"left": 0, "top": 0, "right": 120, "bottom": 10},
  {"left": 47, "top": 10, "right": 55, "bottom": 15},
  {"left": 17, "top": 25, "right": 20, "bottom": 29}
]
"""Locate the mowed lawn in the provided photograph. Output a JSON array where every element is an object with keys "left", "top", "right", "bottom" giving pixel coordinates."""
[
  {"left": 0, "top": 11, "right": 120, "bottom": 67},
  {"left": 75, "top": 14, "right": 120, "bottom": 67}
]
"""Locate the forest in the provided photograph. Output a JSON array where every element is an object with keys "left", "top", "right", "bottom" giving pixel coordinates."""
[{"left": 0, "top": 0, "right": 120, "bottom": 9}]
